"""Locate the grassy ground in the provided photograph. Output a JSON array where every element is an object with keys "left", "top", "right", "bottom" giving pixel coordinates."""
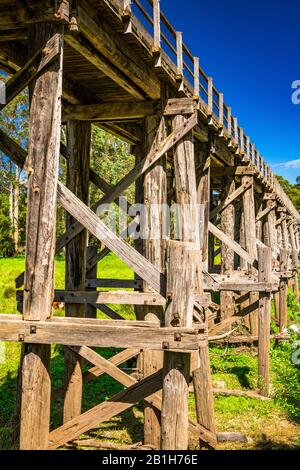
[{"left": 0, "top": 256, "right": 299, "bottom": 450}]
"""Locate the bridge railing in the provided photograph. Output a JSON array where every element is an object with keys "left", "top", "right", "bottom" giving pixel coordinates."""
[{"left": 121, "top": 0, "right": 298, "bottom": 217}]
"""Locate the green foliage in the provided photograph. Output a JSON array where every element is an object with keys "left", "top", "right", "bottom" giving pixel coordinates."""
[
  {"left": 271, "top": 339, "right": 300, "bottom": 422},
  {"left": 287, "top": 289, "right": 300, "bottom": 323},
  {"left": 276, "top": 175, "right": 300, "bottom": 212}
]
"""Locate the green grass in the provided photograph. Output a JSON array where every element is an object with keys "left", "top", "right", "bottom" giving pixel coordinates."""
[
  {"left": 0, "top": 256, "right": 300, "bottom": 450},
  {"left": 0, "top": 253, "right": 134, "bottom": 317}
]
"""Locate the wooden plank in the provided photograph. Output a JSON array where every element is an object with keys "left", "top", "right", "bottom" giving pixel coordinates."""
[
  {"left": 63, "top": 101, "right": 156, "bottom": 122},
  {"left": 211, "top": 166, "right": 255, "bottom": 176},
  {"left": 17, "top": 290, "right": 211, "bottom": 306},
  {"left": 217, "top": 281, "right": 277, "bottom": 292},
  {"left": 85, "top": 279, "right": 139, "bottom": 289},
  {"left": 258, "top": 246, "right": 272, "bottom": 396},
  {"left": 0, "top": 315, "right": 158, "bottom": 328},
  {"left": 0, "top": 317, "right": 203, "bottom": 351},
  {"left": 19, "top": 22, "right": 64, "bottom": 451},
  {"left": 163, "top": 98, "right": 194, "bottom": 116}
]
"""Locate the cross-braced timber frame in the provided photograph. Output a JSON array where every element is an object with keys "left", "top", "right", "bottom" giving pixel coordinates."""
[{"left": 0, "top": 0, "right": 299, "bottom": 451}]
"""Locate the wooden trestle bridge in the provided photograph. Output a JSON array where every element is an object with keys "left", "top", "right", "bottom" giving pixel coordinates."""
[{"left": 0, "top": 0, "right": 299, "bottom": 450}]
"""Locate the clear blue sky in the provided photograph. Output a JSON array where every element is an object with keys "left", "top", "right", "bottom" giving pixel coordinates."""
[{"left": 161, "top": 0, "right": 300, "bottom": 182}]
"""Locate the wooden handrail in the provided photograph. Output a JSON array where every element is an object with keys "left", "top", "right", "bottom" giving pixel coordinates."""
[{"left": 128, "top": 0, "right": 299, "bottom": 215}]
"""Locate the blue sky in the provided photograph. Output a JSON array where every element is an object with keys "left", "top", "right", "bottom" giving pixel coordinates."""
[{"left": 160, "top": 0, "right": 300, "bottom": 182}]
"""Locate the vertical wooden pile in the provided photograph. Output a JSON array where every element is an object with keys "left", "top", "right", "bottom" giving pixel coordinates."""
[
  {"left": 19, "top": 22, "right": 63, "bottom": 450},
  {"left": 64, "top": 121, "right": 91, "bottom": 423},
  {"left": 140, "top": 109, "right": 167, "bottom": 448},
  {"left": 258, "top": 246, "right": 272, "bottom": 396},
  {"left": 161, "top": 113, "right": 197, "bottom": 449},
  {"left": 220, "top": 174, "right": 235, "bottom": 320},
  {"left": 241, "top": 175, "right": 258, "bottom": 334}
]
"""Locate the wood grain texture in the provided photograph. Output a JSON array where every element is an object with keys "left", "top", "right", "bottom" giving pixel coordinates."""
[
  {"left": 258, "top": 246, "right": 272, "bottom": 396},
  {"left": 64, "top": 120, "right": 91, "bottom": 424},
  {"left": 141, "top": 112, "right": 167, "bottom": 448},
  {"left": 220, "top": 174, "right": 235, "bottom": 321},
  {"left": 193, "top": 341, "right": 216, "bottom": 448},
  {"left": 20, "top": 22, "right": 63, "bottom": 450}
]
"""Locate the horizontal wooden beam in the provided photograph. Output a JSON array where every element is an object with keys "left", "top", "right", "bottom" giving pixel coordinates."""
[
  {"left": 86, "top": 278, "right": 141, "bottom": 289},
  {"left": 216, "top": 281, "right": 278, "bottom": 292},
  {"left": 0, "top": 314, "right": 157, "bottom": 328},
  {"left": 211, "top": 166, "right": 255, "bottom": 176},
  {"left": 17, "top": 290, "right": 212, "bottom": 307},
  {"left": 0, "top": 316, "right": 203, "bottom": 351},
  {"left": 63, "top": 101, "right": 157, "bottom": 122},
  {"left": 163, "top": 98, "right": 195, "bottom": 116}
]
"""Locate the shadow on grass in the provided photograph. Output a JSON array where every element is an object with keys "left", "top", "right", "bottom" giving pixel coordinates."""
[
  {"left": 253, "top": 434, "right": 300, "bottom": 450},
  {"left": 0, "top": 346, "right": 145, "bottom": 449}
]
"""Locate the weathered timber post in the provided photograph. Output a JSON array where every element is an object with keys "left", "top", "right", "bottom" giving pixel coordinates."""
[
  {"left": 162, "top": 241, "right": 196, "bottom": 449},
  {"left": 192, "top": 342, "right": 216, "bottom": 449},
  {"left": 279, "top": 249, "right": 289, "bottom": 331},
  {"left": 281, "top": 214, "right": 289, "bottom": 250},
  {"left": 141, "top": 112, "right": 167, "bottom": 448},
  {"left": 241, "top": 175, "right": 258, "bottom": 334},
  {"left": 195, "top": 142, "right": 210, "bottom": 272},
  {"left": 289, "top": 223, "right": 299, "bottom": 302},
  {"left": 258, "top": 246, "right": 272, "bottom": 396},
  {"left": 161, "top": 113, "right": 197, "bottom": 450},
  {"left": 86, "top": 245, "right": 98, "bottom": 318},
  {"left": 208, "top": 187, "right": 215, "bottom": 272},
  {"left": 220, "top": 174, "right": 235, "bottom": 320},
  {"left": 63, "top": 121, "right": 91, "bottom": 423},
  {"left": 194, "top": 142, "right": 216, "bottom": 448},
  {"left": 19, "top": 23, "right": 63, "bottom": 450},
  {"left": 263, "top": 199, "right": 277, "bottom": 263}
]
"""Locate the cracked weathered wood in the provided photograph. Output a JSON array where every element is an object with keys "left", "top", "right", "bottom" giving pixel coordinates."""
[
  {"left": 64, "top": 120, "right": 91, "bottom": 424},
  {"left": 19, "top": 22, "right": 63, "bottom": 451}
]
